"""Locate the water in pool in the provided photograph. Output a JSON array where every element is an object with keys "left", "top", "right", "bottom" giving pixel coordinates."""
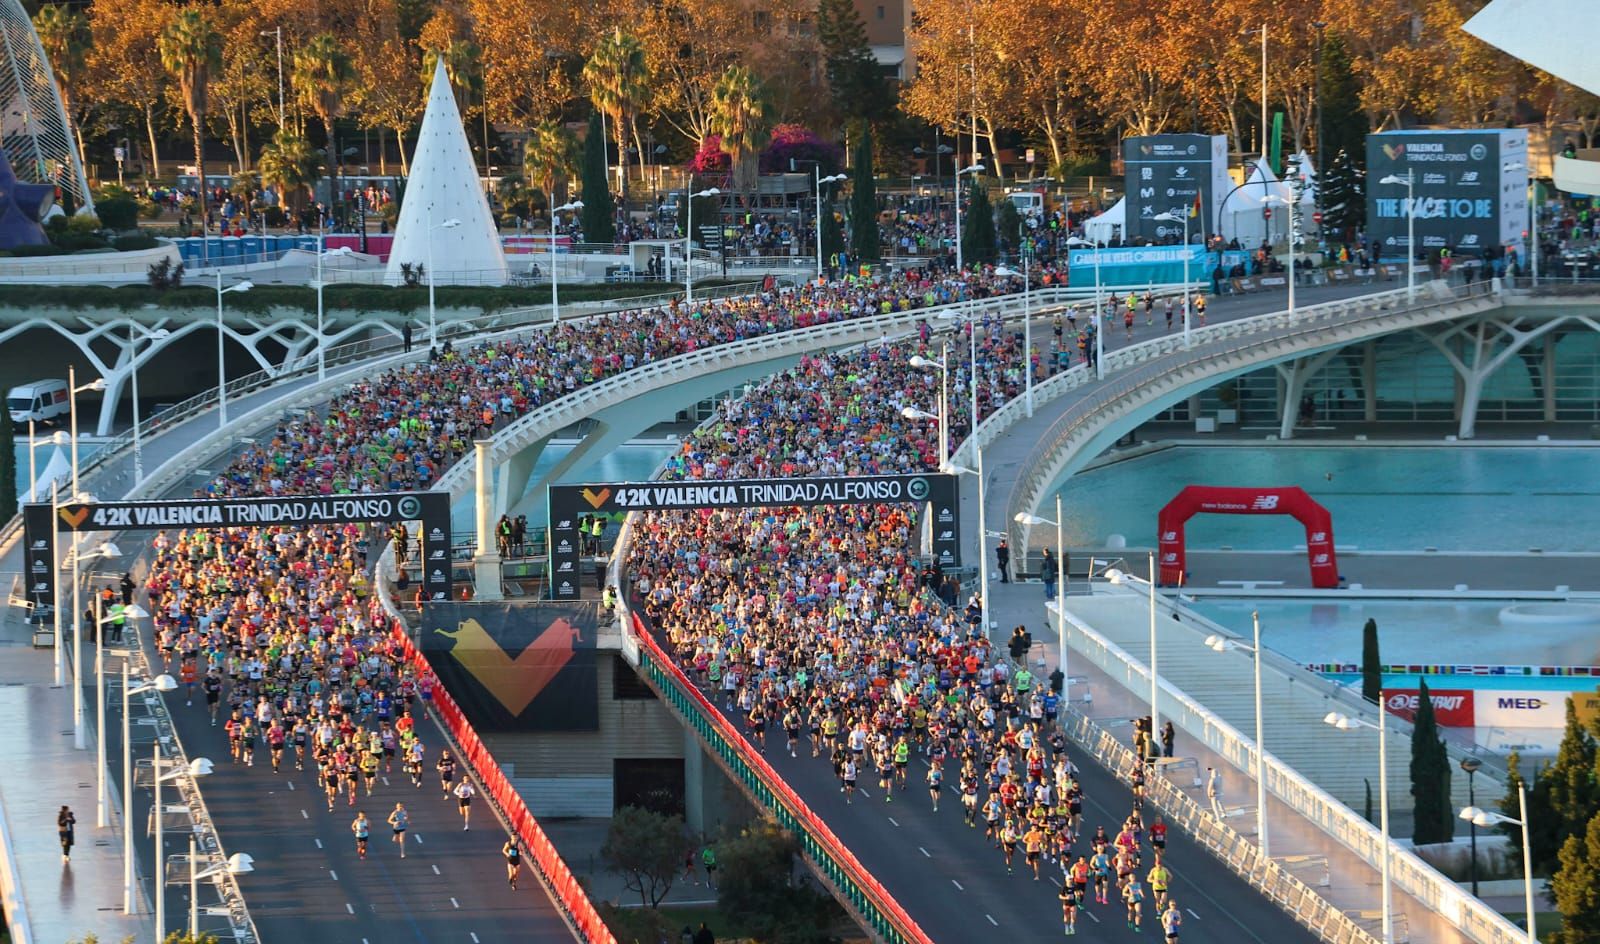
[{"left": 1057, "top": 445, "right": 1600, "bottom": 553}]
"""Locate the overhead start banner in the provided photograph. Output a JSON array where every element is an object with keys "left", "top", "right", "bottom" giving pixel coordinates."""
[
  {"left": 548, "top": 473, "right": 961, "bottom": 600},
  {"left": 26, "top": 491, "right": 454, "bottom": 604},
  {"left": 422, "top": 602, "right": 600, "bottom": 731}
]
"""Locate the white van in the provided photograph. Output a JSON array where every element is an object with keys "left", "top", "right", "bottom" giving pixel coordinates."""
[{"left": 7, "top": 379, "right": 70, "bottom": 425}]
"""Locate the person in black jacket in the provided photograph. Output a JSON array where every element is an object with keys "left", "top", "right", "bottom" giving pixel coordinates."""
[{"left": 58, "top": 805, "right": 75, "bottom": 862}]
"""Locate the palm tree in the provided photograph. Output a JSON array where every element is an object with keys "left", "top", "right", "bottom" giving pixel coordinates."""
[
  {"left": 523, "top": 120, "right": 579, "bottom": 205},
  {"left": 421, "top": 39, "right": 482, "bottom": 118},
  {"left": 291, "top": 33, "right": 355, "bottom": 221},
  {"left": 159, "top": 9, "right": 222, "bottom": 233},
  {"left": 33, "top": 3, "right": 90, "bottom": 170},
  {"left": 709, "top": 65, "right": 771, "bottom": 208},
  {"left": 258, "top": 129, "right": 321, "bottom": 222},
  {"left": 581, "top": 29, "right": 649, "bottom": 202}
]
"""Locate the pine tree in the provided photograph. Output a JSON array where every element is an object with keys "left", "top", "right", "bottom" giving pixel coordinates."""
[
  {"left": 1320, "top": 148, "right": 1365, "bottom": 244},
  {"left": 1317, "top": 35, "right": 1366, "bottom": 174},
  {"left": 848, "top": 128, "right": 879, "bottom": 263},
  {"left": 1409, "top": 678, "right": 1454, "bottom": 845},
  {"left": 0, "top": 402, "right": 14, "bottom": 522},
  {"left": 1361, "top": 617, "right": 1382, "bottom": 704},
  {"left": 579, "top": 112, "right": 615, "bottom": 245},
  {"left": 820, "top": 196, "right": 844, "bottom": 261},
  {"left": 1525, "top": 698, "right": 1600, "bottom": 873},
  {"left": 815, "top": 0, "right": 895, "bottom": 128},
  {"left": 961, "top": 179, "right": 996, "bottom": 266},
  {"left": 1499, "top": 751, "right": 1531, "bottom": 860},
  {"left": 1552, "top": 812, "right": 1600, "bottom": 944}
]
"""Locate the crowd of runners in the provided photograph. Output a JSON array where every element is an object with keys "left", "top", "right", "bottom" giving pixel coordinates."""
[{"left": 627, "top": 335, "right": 1190, "bottom": 937}]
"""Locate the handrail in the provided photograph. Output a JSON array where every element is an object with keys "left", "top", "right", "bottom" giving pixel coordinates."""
[
  {"left": 375, "top": 552, "right": 615, "bottom": 944},
  {"left": 629, "top": 610, "right": 934, "bottom": 944}
]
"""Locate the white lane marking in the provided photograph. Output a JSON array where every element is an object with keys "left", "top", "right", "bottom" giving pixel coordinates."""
[
  {"left": 919, "top": 847, "right": 930, "bottom": 858},
  {"left": 382, "top": 777, "right": 390, "bottom": 786},
  {"left": 363, "top": 939, "right": 371, "bottom": 944},
  {"left": 432, "top": 864, "right": 440, "bottom": 875},
  {"left": 314, "top": 838, "right": 322, "bottom": 849},
  {"left": 1084, "top": 909, "right": 1100, "bottom": 923},
  {"left": 888, "top": 817, "right": 900, "bottom": 827},
  {"left": 287, "top": 781, "right": 295, "bottom": 791},
  {"left": 345, "top": 903, "right": 355, "bottom": 915},
  {"left": 985, "top": 915, "right": 998, "bottom": 927},
  {"left": 300, "top": 809, "right": 309, "bottom": 820},
  {"left": 1187, "top": 909, "right": 1202, "bottom": 920},
  {"left": 329, "top": 870, "right": 338, "bottom": 881},
  {"left": 470, "top": 935, "right": 480, "bottom": 943},
  {"left": 414, "top": 834, "right": 423, "bottom": 844},
  {"left": 951, "top": 880, "right": 964, "bottom": 891},
  {"left": 451, "top": 897, "right": 460, "bottom": 909}
]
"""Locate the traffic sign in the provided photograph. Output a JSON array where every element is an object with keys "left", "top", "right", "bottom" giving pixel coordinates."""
[
  {"left": 1312, "top": 211, "right": 1324, "bottom": 225},
  {"left": 1263, "top": 207, "right": 1273, "bottom": 220}
]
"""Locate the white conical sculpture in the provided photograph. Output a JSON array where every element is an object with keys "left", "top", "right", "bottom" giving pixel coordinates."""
[{"left": 384, "top": 60, "right": 507, "bottom": 286}]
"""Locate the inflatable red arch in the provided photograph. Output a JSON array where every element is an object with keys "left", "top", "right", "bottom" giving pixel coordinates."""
[{"left": 1157, "top": 485, "right": 1339, "bottom": 588}]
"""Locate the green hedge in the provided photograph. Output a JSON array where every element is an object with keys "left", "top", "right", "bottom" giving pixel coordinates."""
[{"left": 0, "top": 280, "right": 744, "bottom": 314}]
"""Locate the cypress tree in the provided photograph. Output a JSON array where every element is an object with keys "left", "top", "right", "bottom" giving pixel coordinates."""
[
  {"left": 580, "top": 112, "right": 615, "bottom": 245},
  {"left": 1523, "top": 697, "right": 1600, "bottom": 873},
  {"left": 1409, "top": 678, "right": 1454, "bottom": 845},
  {"left": 961, "top": 178, "right": 996, "bottom": 266},
  {"left": 0, "top": 401, "right": 14, "bottom": 521},
  {"left": 820, "top": 196, "right": 844, "bottom": 262},
  {"left": 1552, "top": 812, "right": 1600, "bottom": 944},
  {"left": 1361, "top": 617, "right": 1382, "bottom": 704},
  {"left": 848, "top": 128, "right": 879, "bottom": 263}
]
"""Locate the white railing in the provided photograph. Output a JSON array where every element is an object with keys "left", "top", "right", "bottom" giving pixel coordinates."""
[{"left": 1059, "top": 587, "right": 1531, "bottom": 944}]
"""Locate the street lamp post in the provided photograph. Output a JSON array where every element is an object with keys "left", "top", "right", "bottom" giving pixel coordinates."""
[
  {"left": 425, "top": 216, "right": 462, "bottom": 348},
  {"left": 1153, "top": 212, "right": 1194, "bottom": 346},
  {"left": 907, "top": 341, "right": 951, "bottom": 467},
  {"left": 1014, "top": 495, "right": 1067, "bottom": 700},
  {"left": 994, "top": 255, "right": 1034, "bottom": 416},
  {"left": 214, "top": 275, "right": 254, "bottom": 428},
  {"left": 190, "top": 847, "right": 253, "bottom": 937},
  {"left": 815, "top": 172, "right": 847, "bottom": 281},
  {"left": 67, "top": 530, "right": 115, "bottom": 751},
  {"left": 1460, "top": 786, "right": 1536, "bottom": 944},
  {"left": 684, "top": 187, "right": 720, "bottom": 304},
  {"left": 947, "top": 449, "right": 990, "bottom": 637},
  {"left": 259, "top": 28, "right": 284, "bottom": 130},
  {"left": 1262, "top": 195, "right": 1296, "bottom": 313},
  {"left": 153, "top": 751, "right": 214, "bottom": 938},
  {"left": 1379, "top": 173, "right": 1416, "bottom": 302},
  {"left": 122, "top": 668, "right": 175, "bottom": 913},
  {"left": 129, "top": 325, "right": 171, "bottom": 484},
  {"left": 954, "top": 164, "right": 985, "bottom": 272},
  {"left": 1205, "top": 611, "right": 1269, "bottom": 855},
  {"left": 94, "top": 599, "right": 145, "bottom": 828},
  {"left": 1460, "top": 757, "right": 1483, "bottom": 897},
  {"left": 549, "top": 201, "right": 583, "bottom": 322},
  {"left": 1326, "top": 707, "right": 1392, "bottom": 943},
  {"left": 314, "top": 224, "right": 353, "bottom": 382},
  {"left": 25, "top": 426, "right": 67, "bottom": 506}
]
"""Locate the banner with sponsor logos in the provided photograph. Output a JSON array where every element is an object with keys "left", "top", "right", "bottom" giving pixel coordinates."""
[
  {"left": 548, "top": 473, "right": 960, "bottom": 600},
  {"left": 21, "top": 503, "right": 56, "bottom": 617},
  {"left": 1366, "top": 129, "right": 1529, "bottom": 257},
  {"left": 421, "top": 602, "right": 599, "bottom": 731},
  {"left": 25, "top": 491, "right": 453, "bottom": 604},
  {"left": 1122, "top": 134, "right": 1228, "bottom": 245},
  {"left": 1384, "top": 688, "right": 1600, "bottom": 729},
  {"left": 1383, "top": 688, "right": 1477, "bottom": 727},
  {"left": 1156, "top": 485, "right": 1338, "bottom": 588}
]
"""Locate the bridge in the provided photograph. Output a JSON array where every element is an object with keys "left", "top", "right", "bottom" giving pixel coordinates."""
[{"left": 5, "top": 275, "right": 1575, "bottom": 944}]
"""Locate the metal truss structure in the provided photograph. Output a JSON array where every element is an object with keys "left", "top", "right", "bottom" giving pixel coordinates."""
[{"left": 0, "top": 0, "right": 91, "bottom": 209}]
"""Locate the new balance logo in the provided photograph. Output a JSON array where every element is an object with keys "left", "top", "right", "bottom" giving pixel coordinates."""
[{"left": 1250, "top": 495, "right": 1280, "bottom": 510}]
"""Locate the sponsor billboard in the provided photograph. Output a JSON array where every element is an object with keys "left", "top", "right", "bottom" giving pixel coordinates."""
[
  {"left": 422, "top": 602, "right": 600, "bottom": 731},
  {"left": 1122, "top": 134, "right": 1229, "bottom": 245},
  {"left": 548, "top": 473, "right": 960, "bottom": 600},
  {"left": 1384, "top": 688, "right": 1476, "bottom": 727},
  {"left": 21, "top": 503, "right": 56, "bottom": 616},
  {"left": 1366, "top": 129, "right": 1529, "bottom": 255}
]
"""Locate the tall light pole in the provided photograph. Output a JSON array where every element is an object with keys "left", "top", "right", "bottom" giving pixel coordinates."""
[
  {"left": 214, "top": 275, "right": 254, "bottom": 428},
  {"left": 684, "top": 187, "right": 720, "bottom": 303},
  {"left": 122, "top": 668, "right": 176, "bottom": 913},
  {"left": 1327, "top": 707, "right": 1392, "bottom": 943},
  {"left": 1461, "top": 788, "right": 1536, "bottom": 944},
  {"left": 1245, "top": 25, "right": 1269, "bottom": 162},
  {"left": 1206, "top": 613, "right": 1269, "bottom": 855},
  {"left": 68, "top": 538, "right": 117, "bottom": 750},
  {"left": 549, "top": 201, "right": 583, "bottom": 323},
  {"left": 1153, "top": 211, "right": 1194, "bottom": 346},
  {"left": 1379, "top": 173, "right": 1415, "bottom": 302},
  {"left": 1459, "top": 757, "right": 1483, "bottom": 897},
  {"left": 314, "top": 224, "right": 353, "bottom": 381},
  {"left": 66, "top": 366, "right": 103, "bottom": 501},
  {"left": 994, "top": 256, "right": 1034, "bottom": 415},
  {"left": 1015, "top": 496, "right": 1067, "bottom": 700},
  {"left": 94, "top": 594, "right": 141, "bottom": 827},
  {"left": 190, "top": 849, "right": 253, "bottom": 937},
  {"left": 129, "top": 325, "right": 171, "bottom": 484},
  {"left": 26, "top": 426, "right": 68, "bottom": 504},
  {"left": 425, "top": 216, "right": 462, "bottom": 348},
  {"left": 954, "top": 163, "right": 984, "bottom": 272},
  {"left": 815, "top": 172, "right": 847, "bottom": 280},
  {"left": 1262, "top": 194, "right": 1297, "bottom": 313},
  {"left": 153, "top": 751, "right": 214, "bottom": 939},
  {"left": 947, "top": 450, "right": 989, "bottom": 637},
  {"left": 65, "top": 363, "right": 105, "bottom": 744},
  {"left": 909, "top": 341, "right": 950, "bottom": 467},
  {"left": 259, "top": 28, "right": 284, "bottom": 130}
]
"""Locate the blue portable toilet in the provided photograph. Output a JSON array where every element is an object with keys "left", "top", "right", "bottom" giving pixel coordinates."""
[
  {"left": 176, "top": 237, "right": 199, "bottom": 266},
  {"left": 239, "top": 235, "right": 263, "bottom": 264},
  {"left": 218, "top": 236, "right": 241, "bottom": 263}
]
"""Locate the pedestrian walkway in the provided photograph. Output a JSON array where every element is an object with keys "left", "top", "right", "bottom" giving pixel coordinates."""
[
  {"left": 984, "top": 578, "right": 1450, "bottom": 943},
  {"left": 0, "top": 646, "right": 154, "bottom": 944}
]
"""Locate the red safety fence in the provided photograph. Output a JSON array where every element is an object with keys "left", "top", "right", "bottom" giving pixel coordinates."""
[
  {"left": 389, "top": 623, "right": 618, "bottom": 944},
  {"left": 631, "top": 612, "right": 935, "bottom": 944}
]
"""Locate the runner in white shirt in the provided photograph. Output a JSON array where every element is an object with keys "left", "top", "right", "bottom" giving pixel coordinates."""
[{"left": 453, "top": 779, "right": 477, "bottom": 830}]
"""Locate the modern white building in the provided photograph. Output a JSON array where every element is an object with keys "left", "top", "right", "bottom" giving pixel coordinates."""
[
  {"left": 0, "top": 0, "right": 92, "bottom": 210},
  {"left": 384, "top": 60, "right": 507, "bottom": 286}
]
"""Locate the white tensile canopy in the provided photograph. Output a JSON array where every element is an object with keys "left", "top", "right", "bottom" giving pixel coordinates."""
[{"left": 1083, "top": 197, "right": 1125, "bottom": 245}]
